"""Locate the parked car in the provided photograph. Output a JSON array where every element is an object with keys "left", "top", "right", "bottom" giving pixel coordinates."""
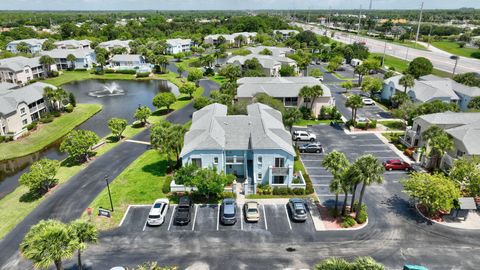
[
  {"left": 174, "top": 196, "right": 193, "bottom": 225},
  {"left": 383, "top": 159, "right": 411, "bottom": 171},
  {"left": 298, "top": 143, "right": 323, "bottom": 153},
  {"left": 292, "top": 130, "right": 316, "bottom": 142},
  {"left": 362, "top": 98, "right": 376, "bottom": 106},
  {"left": 147, "top": 198, "right": 169, "bottom": 226},
  {"left": 220, "top": 198, "right": 237, "bottom": 225},
  {"left": 244, "top": 201, "right": 260, "bottom": 222},
  {"left": 287, "top": 198, "right": 308, "bottom": 222}
]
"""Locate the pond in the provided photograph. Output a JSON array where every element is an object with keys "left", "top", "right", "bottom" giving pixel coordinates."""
[{"left": 0, "top": 79, "right": 178, "bottom": 198}]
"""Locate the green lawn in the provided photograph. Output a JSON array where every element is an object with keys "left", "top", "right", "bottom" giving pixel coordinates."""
[
  {"left": 332, "top": 72, "right": 355, "bottom": 81},
  {"left": 230, "top": 48, "right": 252, "bottom": 56},
  {"left": 293, "top": 119, "right": 335, "bottom": 126},
  {"left": 84, "top": 150, "right": 168, "bottom": 231},
  {"left": 382, "top": 132, "right": 407, "bottom": 152},
  {"left": 0, "top": 104, "right": 102, "bottom": 161},
  {"left": 431, "top": 41, "right": 480, "bottom": 59},
  {"left": 377, "top": 120, "right": 405, "bottom": 131},
  {"left": 209, "top": 75, "right": 226, "bottom": 85},
  {"left": 370, "top": 53, "right": 452, "bottom": 78}
]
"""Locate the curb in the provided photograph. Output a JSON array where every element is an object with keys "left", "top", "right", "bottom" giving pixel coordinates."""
[{"left": 414, "top": 204, "right": 480, "bottom": 230}]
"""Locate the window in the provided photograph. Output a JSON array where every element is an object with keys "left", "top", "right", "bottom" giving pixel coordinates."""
[
  {"left": 273, "top": 176, "right": 285, "bottom": 184},
  {"left": 257, "top": 156, "right": 263, "bottom": 165},
  {"left": 22, "top": 119, "right": 28, "bottom": 125},
  {"left": 213, "top": 157, "right": 219, "bottom": 164},
  {"left": 284, "top": 97, "right": 298, "bottom": 107},
  {"left": 20, "top": 108, "right": 26, "bottom": 115},
  {"left": 275, "top": 157, "right": 285, "bottom": 168},
  {"left": 456, "top": 150, "right": 465, "bottom": 157},
  {"left": 257, "top": 173, "right": 262, "bottom": 180},
  {"left": 416, "top": 125, "right": 421, "bottom": 133},
  {"left": 191, "top": 158, "right": 202, "bottom": 167}
]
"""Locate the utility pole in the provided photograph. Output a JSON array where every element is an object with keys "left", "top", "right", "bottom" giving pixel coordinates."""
[
  {"left": 382, "top": 38, "right": 388, "bottom": 67},
  {"left": 369, "top": 0, "right": 373, "bottom": 10},
  {"left": 357, "top": 5, "right": 362, "bottom": 40},
  {"left": 450, "top": 55, "right": 459, "bottom": 76},
  {"left": 105, "top": 175, "right": 114, "bottom": 212},
  {"left": 414, "top": 1, "right": 424, "bottom": 48}
]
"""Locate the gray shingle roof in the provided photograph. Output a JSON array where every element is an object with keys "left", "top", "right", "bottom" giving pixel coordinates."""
[
  {"left": 247, "top": 46, "right": 295, "bottom": 57},
  {"left": 385, "top": 74, "right": 460, "bottom": 102},
  {"left": 227, "top": 54, "right": 295, "bottom": 69},
  {"left": 111, "top": 54, "right": 143, "bottom": 62},
  {"left": 41, "top": 48, "right": 94, "bottom": 59},
  {"left": 0, "top": 56, "right": 41, "bottom": 72},
  {"left": 418, "top": 112, "right": 480, "bottom": 126},
  {"left": 54, "top": 39, "right": 91, "bottom": 48},
  {"left": 180, "top": 103, "right": 295, "bottom": 157},
  {"left": 446, "top": 121, "right": 480, "bottom": 155},
  {"left": 166, "top": 38, "right": 192, "bottom": 47},
  {"left": 0, "top": 82, "right": 55, "bottom": 115},
  {"left": 237, "top": 76, "right": 331, "bottom": 98},
  {"left": 0, "top": 82, "right": 16, "bottom": 91},
  {"left": 98, "top": 40, "right": 131, "bottom": 48},
  {"left": 7, "top": 38, "right": 47, "bottom": 46}
]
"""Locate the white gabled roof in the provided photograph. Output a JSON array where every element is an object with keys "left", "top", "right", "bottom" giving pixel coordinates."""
[
  {"left": 446, "top": 121, "right": 480, "bottom": 155},
  {"left": 111, "top": 54, "right": 143, "bottom": 62},
  {"left": 237, "top": 76, "right": 331, "bottom": 99},
  {"left": 0, "top": 56, "right": 42, "bottom": 72},
  {"left": 41, "top": 48, "right": 94, "bottom": 59},
  {"left": 0, "top": 82, "right": 56, "bottom": 115},
  {"left": 8, "top": 38, "right": 47, "bottom": 47},
  {"left": 166, "top": 38, "right": 191, "bottom": 47},
  {"left": 180, "top": 103, "right": 295, "bottom": 157}
]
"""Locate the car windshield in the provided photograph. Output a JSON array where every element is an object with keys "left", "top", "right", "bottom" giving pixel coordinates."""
[
  {"left": 224, "top": 213, "right": 235, "bottom": 218},
  {"left": 178, "top": 206, "right": 189, "bottom": 211},
  {"left": 153, "top": 203, "right": 162, "bottom": 208},
  {"left": 148, "top": 214, "right": 160, "bottom": 219},
  {"left": 248, "top": 208, "right": 258, "bottom": 213}
]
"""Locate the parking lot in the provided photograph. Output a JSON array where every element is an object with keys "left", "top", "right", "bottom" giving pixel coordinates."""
[
  {"left": 119, "top": 202, "right": 317, "bottom": 234},
  {"left": 295, "top": 125, "right": 409, "bottom": 198}
]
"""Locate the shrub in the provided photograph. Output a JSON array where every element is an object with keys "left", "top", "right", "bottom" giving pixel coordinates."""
[
  {"left": 162, "top": 175, "right": 172, "bottom": 194},
  {"left": 26, "top": 121, "right": 38, "bottom": 131},
  {"left": 94, "top": 69, "right": 105, "bottom": 75},
  {"left": 136, "top": 72, "right": 150, "bottom": 78},
  {"left": 104, "top": 69, "right": 116, "bottom": 73},
  {"left": 39, "top": 116, "right": 54, "bottom": 123},
  {"left": 116, "top": 69, "right": 136, "bottom": 74},
  {"left": 299, "top": 106, "right": 314, "bottom": 120},
  {"left": 341, "top": 216, "right": 357, "bottom": 228},
  {"left": 292, "top": 188, "right": 305, "bottom": 195},
  {"left": 203, "top": 67, "right": 215, "bottom": 76},
  {"left": 0, "top": 136, "right": 5, "bottom": 143},
  {"left": 272, "top": 187, "right": 290, "bottom": 195},
  {"left": 5, "top": 136, "right": 14, "bottom": 142},
  {"left": 222, "top": 191, "right": 236, "bottom": 199},
  {"left": 50, "top": 71, "right": 59, "bottom": 77},
  {"left": 75, "top": 68, "right": 87, "bottom": 71},
  {"left": 304, "top": 174, "right": 314, "bottom": 194},
  {"left": 356, "top": 204, "right": 368, "bottom": 224},
  {"left": 64, "top": 104, "right": 74, "bottom": 113},
  {"left": 52, "top": 111, "right": 61, "bottom": 117}
]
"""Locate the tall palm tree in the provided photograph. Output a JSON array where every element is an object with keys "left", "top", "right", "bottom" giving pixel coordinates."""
[
  {"left": 352, "top": 154, "right": 384, "bottom": 221},
  {"left": 69, "top": 220, "right": 98, "bottom": 270},
  {"left": 345, "top": 95, "right": 364, "bottom": 123},
  {"left": 20, "top": 219, "right": 79, "bottom": 270},
  {"left": 39, "top": 55, "right": 56, "bottom": 76},
  {"left": 299, "top": 86, "right": 313, "bottom": 109},
  {"left": 283, "top": 107, "right": 302, "bottom": 132},
  {"left": 66, "top": 54, "right": 77, "bottom": 70},
  {"left": 322, "top": 151, "right": 350, "bottom": 213},
  {"left": 422, "top": 125, "right": 454, "bottom": 170},
  {"left": 354, "top": 64, "right": 369, "bottom": 85},
  {"left": 309, "top": 85, "right": 324, "bottom": 110},
  {"left": 157, "top": 55, "right": 169, "bottom": 74},
  {"left": 399, "top": 74, "right": 415, "bottom": 92},
  {"left": 234, "top": 34, "right": 246, "bottom": 48}
]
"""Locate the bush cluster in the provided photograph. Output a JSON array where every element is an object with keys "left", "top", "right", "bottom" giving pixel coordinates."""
[
  {"left": 39, "top": 114, "right": 54, "bottom": 123},
  {"left": 26, "top": 121, "right": 38, "bottom": 131},
  {"left": 136, "top": 72, "right": 150, "bottom": 78},
  {"left": 341, "top": 216, "right": 357, "bottom": 228},
  {"left": 115, "top": 69, "right": 137, "bottom": 74},
  {"left": 162, "top": 176, "right": 172, "bottom": 194},
  {"left": 356, "top": 204, "right": 368, "bottom": 224},
  {"left": 272, "top": 187, "right": 306, "bottom": 195},
  {"left": 64, "top": 104, "right": 74, "bottom": 113},
  {"left": 319, "top": 106, "right": 342, "bottom": 120}
]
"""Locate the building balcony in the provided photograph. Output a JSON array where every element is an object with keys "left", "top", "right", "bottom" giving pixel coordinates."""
[
  {"left": 272, "top": 167, "right": 289, "bottom": 176},
  {"left": 226, "top": 156, "right": 244, "bottom": 164}
]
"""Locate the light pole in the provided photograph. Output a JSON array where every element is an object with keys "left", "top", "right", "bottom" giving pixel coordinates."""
[
  {"left": 450, "top": 55, "right": 459, "bottom": 76},
  {"left": 414, "top": 1, "right": 424, "bottom": 48},
  {"left": 382, "top": 33, "right": 388, "bottom": 67},
  {"left": 105, "top": 175, "right": 114, "bottom": 212}
]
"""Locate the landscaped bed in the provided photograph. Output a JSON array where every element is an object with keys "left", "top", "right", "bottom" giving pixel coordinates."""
[{"left": 0, "top": 104, "right": 102, "bottom": 161}]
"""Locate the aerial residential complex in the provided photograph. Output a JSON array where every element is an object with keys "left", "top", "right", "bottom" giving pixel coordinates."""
[
  {"left": 204, "top": 32, "right": 257, "bottom": 46},
  {"left": 165, "top": 38, "right": 193, "bottom": 54},
  {"left": 40, "top": 48, "right": 96, "bottom": 70},
  {"left": 6, "top": 38, "right": 47, "bottom": 54},
  {"left": 98, "top": 39, "right": 132, "bottom": 52},
  {"left": 54, "top": 39, "right": 91, "bottom": 50},
  {"left": 0, "top": 56, "right": 56, "bottom": 85}
]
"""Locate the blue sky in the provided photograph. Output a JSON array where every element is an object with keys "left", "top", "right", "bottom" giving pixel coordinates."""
[{"left": 1, "top": 0, "right": 479, "bottom": 10}]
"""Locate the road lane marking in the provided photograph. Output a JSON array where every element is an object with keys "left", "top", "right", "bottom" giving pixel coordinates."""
[
  {"left": 217, "top": 204, "right": 220, "bottom": 231},
  {"left": 119, "top": 205, "right": 132, "bottom": 227},
  {"left": 192, "top": 204, "right": 198, "bottom": 231},
  {"left": 284, "top": 204, "right": 292, "bottom": 230},
  {"left": 240, "top": 205, "right": 244, "bottom": 231},
  {"left": 263, "top": 204, "right": 268, "bottom": 231},
  {"left": 142, "top": 220, "right": 148, "bottom": 232},
  {"left": 125, "top": 139, "right": 151, "bottom": 145},
  {"left": 167, "top": 205, "right": 176, "bottom": 231}
]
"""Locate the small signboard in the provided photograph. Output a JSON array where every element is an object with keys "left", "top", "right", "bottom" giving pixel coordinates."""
[{"left": 98, "top": 208, "right": 111, "bottom": 218}]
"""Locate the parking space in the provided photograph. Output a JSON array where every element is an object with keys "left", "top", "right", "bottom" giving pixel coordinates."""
[
  {"left": 143, "top": 205, "right": 174, "bottom": 232},
  {"left": 263, "top": 204, "right": 293, "bottom": 232},
  {"left": 290, "top": 203, "right": 316, "bottom": 234},
  {"left": 120, "top": 206, "right": 150, "bottom": 232},
  {"left": 242, "top": 204, "right": 268, "bottom": 231},
  {"left": 194, "top": 204, "right": 219, "bottom": 231}
]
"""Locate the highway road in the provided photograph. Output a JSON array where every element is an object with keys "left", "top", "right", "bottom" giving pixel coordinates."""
[{"left": 294, "top": 22, "right": 480, "bottom": 75}]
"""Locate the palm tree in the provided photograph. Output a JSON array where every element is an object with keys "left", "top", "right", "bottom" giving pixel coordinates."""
[
  {"left": 322, "top": 151, "right": 350, "bottom": 213},
  {"left": 283, "top": 107, "right": 302, "bottom": 132},
  {"left": 354, "top": 64, "right": 369, "bottom": 85},
  {"left": 43, "top": 87, "right": 57, "bottom": 110},
  {"left": 352, "top": 154, "right": 384, "bottom": 221},
  {"left": 69, "top": 220, "right": 98, "bottom": 270},
  {"left": 234, "top": 34, "right": 246, "bottom": 48},
  {"left": 309, "top": 85, "right": 324, "bottom": 110},
  {"left": 20, "top": 219, "right": 79, "bottom": 270},
  {"left": 299, "top": 86, "right": 313, "bottom": 109},
  {"left": 422, "top": 125, "right": 454, "bottom": 170},
  {"left": 345, "top": 95, "right": 364, "bottom": 123},
  {"left": 157, "top": 55, "right": 169, "bottom": 74},
  {"left": 399, "top": 74, "right": 415, "bottom": 92},
  {"left": 341, "top": 81, "right": 353, "bottom": 93},
  {"left": 66, "top": 54, "right": 77, "bottom": 70},
  {"left": 39, "top": 55, "right": 56, "bottom": 76}
]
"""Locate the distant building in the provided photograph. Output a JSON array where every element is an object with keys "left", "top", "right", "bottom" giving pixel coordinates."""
[
  {"left": 6, "top": 39, "right": 47, "bottom": 54},
  {"left": 0, "top": 82, "right": 55, "bottom": 139},
  {"left": 403, "top": 112, "right": 480, "bottom": 170},
  {"left": 180, "top": 103, "right": 303, "bottom": 194},
  {"left": 98, "top": 40, "right": 132, "bottom": 53},
  {"left": 40, "top": 49, "right": 96, "bottom": 70},
  {"left": 246, "top": 46, "right": 295, "bottom": 57},
  {"left": 54, "top": 39, "right": 91, "bottom": 50},
  {"left": 236, "top": 77, "right": 333, "bottom": 116},
  {"left": 0, "top": 56, "right": 56, "bottom": 86},
  {"left": 110, "top": 54, "right": 147, "bottom": 70},
  {"left": 273, "top": 30, "right": 299, "bottom": 40},
  {"left": 227, "top": 54, "right": 297, "bottom": 77},
  {"left": 204, "top": 32, "right": 257, "bottom": 46},
  {"left": 165, "top": 38, "right": 193, "bottom": 54}
]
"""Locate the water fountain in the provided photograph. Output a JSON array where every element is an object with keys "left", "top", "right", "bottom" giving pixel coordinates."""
[{"left": 88, "top": 82, "right": 126, "bottom": 97}]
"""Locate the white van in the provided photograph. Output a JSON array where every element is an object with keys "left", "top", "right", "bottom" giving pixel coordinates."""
[{"left": 351, "top": 59, "right": 363, "bottom": 67}]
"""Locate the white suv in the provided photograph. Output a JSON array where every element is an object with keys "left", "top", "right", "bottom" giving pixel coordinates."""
[
  {"left": 147, "top": 198, "right": 169, "bottom": 226},
  {"left": 362, "top": 98, "right": 376, "bottom": 106},
  {"left": 292, "top": 131, "right": 316, "bottom": 142}
]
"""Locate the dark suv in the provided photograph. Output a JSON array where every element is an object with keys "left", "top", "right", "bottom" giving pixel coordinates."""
[
  {"left": 174, "top": 196, "right": 193, "bottom": 225},
  {"left": 220, "top": 198, "right": 237, "bottom": 225}
]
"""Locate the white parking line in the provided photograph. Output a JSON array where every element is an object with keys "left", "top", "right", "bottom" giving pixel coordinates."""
[
  {"left": 142, "top": 220, "right": 148, "bottom": 232},
  {"left": 167, "top": 206, "right": 176, "bottom": 231},
  {"left": 216, "top": 204, "right": 220, "bottom": 231},
  {"left": 191, "top": 204, "right": 198, "bottom": 231},
  {"left": 240, "top": 205, "right": 244, "bottom": 231},
  {"left": 284, "top": 204, "right": 292, "bottom": 230},
  {"left": 119, "top": 205, "right": 132, "bottom": 227},
  {"left": 263, "top": 204, "right": 268, "bottom": 231}
]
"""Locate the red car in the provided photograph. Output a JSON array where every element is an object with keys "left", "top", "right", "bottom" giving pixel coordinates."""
[{"left": 383, "top": 159, "right": 411, "bottom": 171}]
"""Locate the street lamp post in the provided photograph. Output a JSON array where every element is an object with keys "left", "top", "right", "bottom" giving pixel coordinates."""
[
  {"left": 414, "top": 1, "right": 424, "bottom": 48},
  {"left": 105, "top": 175, "right": 114, "bottom": 212},
  {"left": 450, "top": 55, "right": 459, "bottom": 76}
]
